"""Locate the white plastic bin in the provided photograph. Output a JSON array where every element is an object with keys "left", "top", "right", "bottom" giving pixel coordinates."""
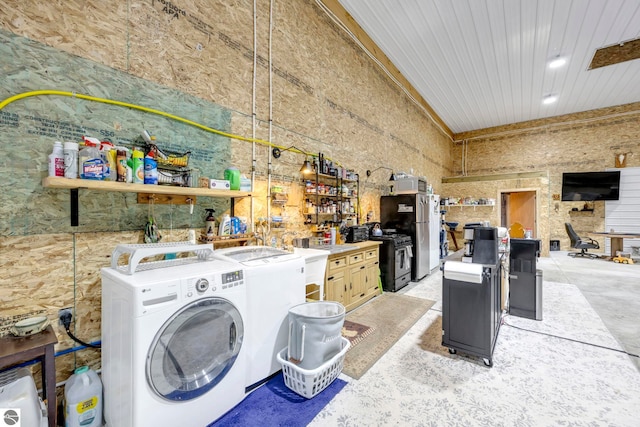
[{"left": 287, "top": 301, "right": 345, "bottom": 370}]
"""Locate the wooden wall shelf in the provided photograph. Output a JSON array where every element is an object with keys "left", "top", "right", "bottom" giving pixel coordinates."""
[
  {"left": 43, "top": 177, "right": 251, "bottom": 198},
  {"left": 43, "top": 177, "right": 252, "bottom": 226}
]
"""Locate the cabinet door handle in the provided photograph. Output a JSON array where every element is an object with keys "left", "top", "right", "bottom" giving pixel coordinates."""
[
  {"left": 360, "top": 266, "right": 365, "bottom": 270},
  {"left": 327, "top": 276, "right": 334, "bottom": 281}
]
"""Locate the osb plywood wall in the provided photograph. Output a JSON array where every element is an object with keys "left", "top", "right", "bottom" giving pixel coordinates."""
[
  {"left": 0, "top": 0, "right": 452, "bottom": 385},
  {"left": 443, "top": 103, "right": 640, "bottom": 254}
]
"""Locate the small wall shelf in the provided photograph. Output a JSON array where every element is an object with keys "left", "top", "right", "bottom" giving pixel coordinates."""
[
  {"left": 568, "top": 209, "right": 595, "bottom": 216},
  {"left": 445, "top": 204, "right": 495, "bottom": 210}
]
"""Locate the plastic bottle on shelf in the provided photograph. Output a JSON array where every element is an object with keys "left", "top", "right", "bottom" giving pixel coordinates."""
[
  {"left": 218, "top": 214, "right": 231, "bottom": 236},
  {"left": 132, "top": 148, "right": 144, "bottom": 184},
  {"left": 230, "top": 216, "right": 240, "bottom": 235},
  {"left": 63, "top": 141, "right": 79, "bottom": 179},
  {"left": 116, "top": 148, "right": 127, "bottom": 182},
  {"left": 79, "top": 139, "right": 104, "bottom": 180},
  {"left": 205, "top": 209, "right": 216, "bottom": 238},
  {"left": 96, "top": 142, "right": 114, "bottom": 181},
  {"left": 48, "top": 141, "right": 65, "bottom": 177},
  {"left": 144, "top": 154, "right": 158, "bottom": 185}
]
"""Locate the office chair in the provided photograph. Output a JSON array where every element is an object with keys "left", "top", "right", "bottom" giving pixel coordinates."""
[{"left": 565, "top": 223, "right": 600, "bottom": 258}]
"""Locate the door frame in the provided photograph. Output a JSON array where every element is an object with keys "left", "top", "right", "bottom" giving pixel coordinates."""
[{"left": 498, "top": 188, "right": 539, "bottom": 238}]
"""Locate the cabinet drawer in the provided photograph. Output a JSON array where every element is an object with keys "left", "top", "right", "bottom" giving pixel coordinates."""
[
  {"left": 365, "top": 249, "right": 378, "bottom": 260},
  {"left": 348, "top": 252, "right": 365, "bottom": 265},
  {"left": 328, "top": 256, "right": 347, "bottom": 271}
]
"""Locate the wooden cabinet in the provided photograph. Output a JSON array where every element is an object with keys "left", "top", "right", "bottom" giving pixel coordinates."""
[{"left": 324, "top": 242, "right": 381, "bottom": 312}]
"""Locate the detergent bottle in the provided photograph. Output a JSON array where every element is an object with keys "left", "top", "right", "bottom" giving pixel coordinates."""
[
  {"left": 131, "top": 148, "right": 144, "bottom": 184},
  {"left": 64, "top": 366, "right": 102, "bottom": 427},
  {"left": 218, "top": 214, "right": 231, "bottom": 236}
]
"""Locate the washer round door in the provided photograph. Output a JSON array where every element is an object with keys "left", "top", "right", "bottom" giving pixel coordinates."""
[{"left": 146, "top": 297, "right": 244, "bottom": 401}]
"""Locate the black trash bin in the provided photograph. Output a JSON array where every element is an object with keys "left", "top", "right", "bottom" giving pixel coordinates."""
[{"left": 509, "top": 239, "right": 543, "bottom": 320}]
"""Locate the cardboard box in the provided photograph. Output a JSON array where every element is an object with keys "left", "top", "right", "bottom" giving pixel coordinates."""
[{"left": 210, "top": 179, "right": 230, "bottom": 190}]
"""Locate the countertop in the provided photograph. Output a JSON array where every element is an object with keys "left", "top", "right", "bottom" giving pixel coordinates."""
[{"left": 309, "top": 240, "right": 382, "bottom": 256}]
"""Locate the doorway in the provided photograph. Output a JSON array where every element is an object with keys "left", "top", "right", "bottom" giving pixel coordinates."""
[{"left": 501, "top": 190, "right": 537, "bottom": 238}]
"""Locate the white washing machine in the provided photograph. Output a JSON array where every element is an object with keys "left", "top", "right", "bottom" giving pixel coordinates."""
[
  {"left": 101, "top": 243, "right": 247, "bottom": 427},
  {"left": 212, "top": 246, "right": 305, "bottom": 390}
]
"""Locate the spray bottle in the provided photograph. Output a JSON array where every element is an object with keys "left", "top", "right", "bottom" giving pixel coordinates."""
[{"left": 205, "top": 209, "right": 216, "bottom": 238}]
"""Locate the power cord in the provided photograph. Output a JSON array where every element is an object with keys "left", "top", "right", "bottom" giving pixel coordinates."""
[
  {"left": 60, "top": 311, "right": 101, "bottom": 349},
  {"left": 501, "top": 315, "right": 638, "bottom": 358}
]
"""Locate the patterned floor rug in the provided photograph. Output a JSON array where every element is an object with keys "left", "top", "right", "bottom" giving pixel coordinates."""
[
  {"left": 341, "top": 293, "right": 435, "bottom": 379},
  {"left": 341, "top": 320, "right": 375, "bottom": 350},
  {"left": 309, "top": 281, "right": 640, "bottom": 426}
]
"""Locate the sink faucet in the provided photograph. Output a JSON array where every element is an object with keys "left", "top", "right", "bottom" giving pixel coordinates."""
[{"left": 280, "top": 231, "right": 297, "bottom": 250}]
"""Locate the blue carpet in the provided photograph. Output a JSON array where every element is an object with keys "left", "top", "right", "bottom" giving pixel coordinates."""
[{"left": 208, "top": 373, "right": 347, "bottom": 427}]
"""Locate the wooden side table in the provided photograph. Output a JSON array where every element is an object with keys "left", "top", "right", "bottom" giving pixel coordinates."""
[{"left": 0, "top": 325, "right": 58, "bottom": 427}]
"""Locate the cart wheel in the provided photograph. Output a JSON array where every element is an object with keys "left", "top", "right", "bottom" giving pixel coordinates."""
[
  {"left": 483, "top": 358, "right": 493, "bottom": 367},
  {"left": 448, "top": 348, "right": 456, "bottom": 355}
]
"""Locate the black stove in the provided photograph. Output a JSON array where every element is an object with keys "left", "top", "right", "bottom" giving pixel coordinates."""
[
  {"left": 370, "top": 232, "right": 413, "bottom": 292},
  {"left": 370, "top": 233, "right": 413, "bottom": 247}
]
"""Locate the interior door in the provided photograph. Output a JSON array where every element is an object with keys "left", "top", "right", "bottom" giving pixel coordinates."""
[{"left": 501, "top": 191, "right": 537, "bottom": 237}]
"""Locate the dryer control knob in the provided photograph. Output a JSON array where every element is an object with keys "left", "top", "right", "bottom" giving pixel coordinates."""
[{"left": 195, "top": 278, "right": 209, "bottom": 293}]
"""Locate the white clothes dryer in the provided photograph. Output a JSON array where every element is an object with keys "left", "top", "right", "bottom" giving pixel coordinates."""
[
  {"left": 212, "top": 246, "right": 305, "bottom": 390},
  {"left": 101, "top": 243, "right": 247, "bottom": 427}
]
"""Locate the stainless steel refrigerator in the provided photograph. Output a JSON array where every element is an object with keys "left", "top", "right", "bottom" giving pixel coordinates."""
[{"left": 380, "top": 194, "right": 440, "bottom": 280}]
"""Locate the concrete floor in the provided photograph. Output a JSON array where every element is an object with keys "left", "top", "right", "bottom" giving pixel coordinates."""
[{"left": 540, "top": 251, "right": 640, "bottom": 371}]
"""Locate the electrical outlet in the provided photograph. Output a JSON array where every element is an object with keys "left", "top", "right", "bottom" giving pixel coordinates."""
[{"left": 58, "top": 307, "right": 73, "bottom": 326}]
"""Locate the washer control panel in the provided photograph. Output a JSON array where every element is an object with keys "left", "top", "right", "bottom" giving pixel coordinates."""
[{"left": 183, "top": 269, "right": 244, "bottom": 299}]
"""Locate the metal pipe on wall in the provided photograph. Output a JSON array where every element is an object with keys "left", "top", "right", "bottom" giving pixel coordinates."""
[{"left": 251, "top": 0, "right": 258, "bottom": 234}]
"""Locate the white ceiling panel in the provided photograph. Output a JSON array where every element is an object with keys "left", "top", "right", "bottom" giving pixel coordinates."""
[{"left": 335, "top": 0, "right": 640, "bottom": 134}]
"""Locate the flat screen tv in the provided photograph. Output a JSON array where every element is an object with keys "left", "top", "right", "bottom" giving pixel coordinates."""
[{"left": 561, "top": 171, "right": 621, "bottom": 201}]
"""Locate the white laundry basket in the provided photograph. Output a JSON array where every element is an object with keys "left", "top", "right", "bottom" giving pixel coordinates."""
[
  {"left": 277, "top": 337, "right": 350, "bottom": 399},
  {"left": 287, "top": 301, "right": 346, "bottom": 370}
]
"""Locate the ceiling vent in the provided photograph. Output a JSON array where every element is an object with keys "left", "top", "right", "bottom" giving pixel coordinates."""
[{"left": 589, "top": 38, "right": 640, "bottom": 70}]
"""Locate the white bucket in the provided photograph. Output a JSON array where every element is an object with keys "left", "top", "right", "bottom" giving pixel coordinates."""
[
  {"left": 64, "top": 366, "right": 102, "bottom": 427},
  {"left": 287, "top": 302, "right": 346, "bottom": 370}
]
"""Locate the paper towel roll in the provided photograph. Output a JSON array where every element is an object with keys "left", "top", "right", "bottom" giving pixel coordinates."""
[{"left": 443, "top": 261, "right": 484, "bottom": 284}]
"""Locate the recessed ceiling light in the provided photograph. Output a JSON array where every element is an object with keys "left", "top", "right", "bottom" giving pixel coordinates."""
[
  {"left": 548, "top": 57, "right": 567, "bottom": 69},
  {"left": 543, "top": 95, "right": 558, "bottom": 105}
]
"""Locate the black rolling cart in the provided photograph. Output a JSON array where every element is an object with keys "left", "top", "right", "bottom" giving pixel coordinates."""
[
  {"left": 441, "top": 227, "right": 502, "bottom": 367},
  {"left": 442, "top": 260, "right": 501, "bottom": 367}
]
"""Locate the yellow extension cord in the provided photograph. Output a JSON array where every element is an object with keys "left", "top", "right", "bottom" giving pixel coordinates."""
[{"left": 0, "top": 89, "right": 315, "bottom": 157}]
